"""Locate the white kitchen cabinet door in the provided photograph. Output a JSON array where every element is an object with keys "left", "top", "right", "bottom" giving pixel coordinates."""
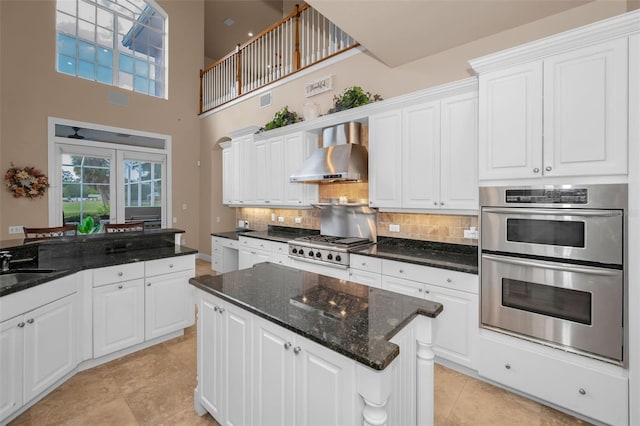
[
  {"left": 222, "top": 302, "right": 253, "bottom": 426},
  {"left": 295, "top": 335, "right": 356, "bottom": 426},
  {"left": 254, "top": 139, "right": 268, "bottom": 204},
  {"left": 440, "top": 92, "right": 478, "bottom": 210},
  {"left": 238, "top": 247, "right": 254, "bottom": 270},
  {"left": 221, "top": 144, "right": 233, "bottom": 204},
  {"left": 144, "top": 270, "right": 194, "bottom": 340},
  {"left": 348, "top": 269, "right": 382, "bottom": 288},
  {"left": 231, "top": 138, "right": 242, "bottom": 204},
  {"left": 543, "top": 38, "right": 628, "bottom": 177},
  {"left": 268, "top": 136, "right": 285, "bottom": 205},
  {"left": 253, "top": 319, "right": 295, "bottom": 426},
  {"left": 369, "top": 109, "right": 403, "bottom": 208},
  {"left": 23, "top": 293, "right": 78, "bottom": 402},
  {"left": 478, "top": 62, "right": 543, "bottom": 180},
  {"left": 424, "top": 283, "right": 478, "bottom": 369},
  {"left": 198, "top": 296, "right": 224, "bottom": 419},
  {"left": 0, "top": 316, "right": 24, "bottom": 421},
  {"left": 93, "top": 280, "right": 145, "bottom": 357},
  {"left": 283, "top": 132, "right": 319, "bottom": 206},
  {"left": 402, "top": 101, "right": 440, "bottom": 209},
  {"left": 240, "top": 134, "right": 257, "bottom": 204}
]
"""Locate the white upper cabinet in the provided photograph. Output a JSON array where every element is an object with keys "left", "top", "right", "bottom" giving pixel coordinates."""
[
  {"left": 369, "top": 80, "right": 478, "bottom": 212},
  {"left": 221, "top": 142, "right": 233, "bottom": 205},
  {"left": 471, "top": 13, "right": 635, "bottom": 182}
]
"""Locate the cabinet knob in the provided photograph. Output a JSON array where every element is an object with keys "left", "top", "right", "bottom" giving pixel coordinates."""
[
  {"left": 578, "top": 388, "right": 586, "bottom": 395},
  {"left": 26, "top": 318, "right": 34, "bottom": 324},
  {"left": 545, "top": 166, "right": 552, "bottom": 172},
  {"left": 169, "top": 264, "right": 174, "bottom": 268},
  {"left": 425, "top": 290, "right": 430, "bottom": 294},
  {"left": 284, "top": 342, "right": 292, "bottom": 350},
  {"left": 118, "top": 284, "right": 123, "bottom": 289},
  {"left": 446, "top": 278, "right": 452, "bottom": 283},
  {"left": 418, "top": 288, "right": 423, "bottom": 292},
  {"left": 147, "top": 283, "right": 151, "bottom": 287},
  {"left": 533, "top": 168, "right": 540, "bottom": 173},
  {"left": 433, "top": 202, "right": 437, "bottom": 206},
  {"left": 399, "top": 269, "right": 404, "bottom": 274},
  {"left": 214, "top": 306, "right": 219, "bottom": 312},
  {"left": 505, "top": 364, "right": 511, "bottom": 370},
  {"left": 118, "top": 272, "right": 124, "bottom": 277},
  {"left": 440, "top": 202, "right": 444, "bottom": 206},
  {"left": 17, "top": 322, "right": 25, "bottom": 328},
  {"left": 293, "top": 346, "right": 302, "bottom": 355},
  {"left": 361, "top": 262, "right": 366, "bottom": 267},
  {"left": 218, "top": 307, "right": 225, "bottom": 314}
]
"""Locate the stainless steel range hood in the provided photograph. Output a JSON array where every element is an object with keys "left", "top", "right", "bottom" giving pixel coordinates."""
[{"left": 290, "top": 122, "right": 368, "bottom": 183}]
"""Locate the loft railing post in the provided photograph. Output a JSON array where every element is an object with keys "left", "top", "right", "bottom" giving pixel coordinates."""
[
  {"left": 236, "top": 44, "right": 242, "bottom": 96},
  {"left": 294, "top": 4, "right": 301, "bottom": 71},
  {"left": 199, "top": 68, "right": 204, "bottom": 114}
]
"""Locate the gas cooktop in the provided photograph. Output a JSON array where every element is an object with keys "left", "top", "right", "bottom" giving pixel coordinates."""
[{"left": 288, "top": 235, "right": 374, "bottom": 267}]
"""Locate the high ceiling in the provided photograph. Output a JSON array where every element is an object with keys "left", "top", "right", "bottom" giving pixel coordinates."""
[{"left": 204, "top": 0, "right": 594, "bottom": 67}]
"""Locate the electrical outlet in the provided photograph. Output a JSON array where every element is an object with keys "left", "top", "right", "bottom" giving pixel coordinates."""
[
  {"left": 216, "top": 216, "right": 220, "bottom": 223},
  {"left": 295, "top": 217, "right": 302, "bottom": 224},
  {"left": 389, "top": 224, "right": 400, "bottom": 232},
  {"left": 271, "top": 213, "right": 276, "bottom": 222},
  {"left": 8, "top": 226, "right": 23, "bottom": 234},
  {"left": 173, "top": 217, "right": 177, "bottom": 223},
  {"left": 278, "top": 216, "right": 285, "bottom": 223},
  {"left": 182, "top": 203, "right": 188, "bottom": 210},
  {"left": 463, "top": 227, "right": 479, "bottom": 239}
]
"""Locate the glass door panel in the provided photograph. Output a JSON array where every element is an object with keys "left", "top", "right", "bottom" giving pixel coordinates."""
[{"left": 119, "top": 152, "right": 166, "bottom": 228}]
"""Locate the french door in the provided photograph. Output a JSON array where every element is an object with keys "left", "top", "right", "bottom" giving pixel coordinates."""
[{"left": 53, "top": 144, "right": 166, "bottom": 228}]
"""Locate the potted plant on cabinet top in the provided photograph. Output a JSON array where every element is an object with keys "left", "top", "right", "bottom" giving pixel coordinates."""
[
  {"left": 328, "top": 86, "right": 382, "bottom": 114},
  {"left": 258, "top": 106, "right": 302, "bottom": 132}
]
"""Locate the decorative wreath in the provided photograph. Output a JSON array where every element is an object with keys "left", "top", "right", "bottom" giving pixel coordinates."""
[{"left": 4, "top": 163, "right": 49, "bottom": 199}]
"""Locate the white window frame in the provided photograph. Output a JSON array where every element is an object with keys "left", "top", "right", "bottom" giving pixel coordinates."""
[{"left": 48, "top": 117, "right": 172, "bottom": 228}]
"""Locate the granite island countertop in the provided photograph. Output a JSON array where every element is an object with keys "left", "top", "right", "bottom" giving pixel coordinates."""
[
  {"left": 0, "top": 230, "right": 197, "bottom": 297},
  {"left": 189, "top": 262, "right": 443, "bottom": 370}
]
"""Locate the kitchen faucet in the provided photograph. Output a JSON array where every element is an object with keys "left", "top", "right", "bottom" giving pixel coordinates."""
[{"left": 0, "top": 251, "right": 12, "bottom": 272}]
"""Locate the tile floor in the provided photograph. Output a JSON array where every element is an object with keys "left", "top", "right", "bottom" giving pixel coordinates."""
[{"left": 9, "top": 260, "right": 589, "bottom": 426}]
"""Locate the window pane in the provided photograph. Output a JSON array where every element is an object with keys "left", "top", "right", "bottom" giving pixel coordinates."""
[
  {"left": 118, "top": 17, "right": 134, "bottom": 35},
  {"left": 119, "top": 71, "right": 133, "bottom": 89},
  {"left": 58, "top": 33, "right": 76, "bottom": 56},
  {"left": 57, "top": 11, "right": 77, "bottom": 36},
  {"left": 97, "top": 47, "right": 112, "bottom": 65},
  {"left": 78, "top": 40, "right": 95, "bottom": 62},
  {"left": 96, "top": 27, "right": 113, "bottom": 47},
  {"left": 97, "top": 66, "right": 113, "bottom": 84},
  {"left": 119, "top": 53, "right": 133, "bottom": 73},
  {"left": 78, "top": 0, "right": 95, "bottom": 24},
  {"left": 78, "top": 20, "right": 95, "bottom": 42},
  {"left": 96, "top": 7, "right": 113, "bottom": 28},
  {"left": 57, "top": 0, "right": 76, "bottom": 16},
  {"left": 134, "top": 76, "right": 148, "bottom": 93},
  {"left": 78, "top": 61, "right": 95, "bottom": 79},
  {"left": 58, "top": 55, "right": 76, "bottom": 75},
  {"left": 62, "top": 154, "right": 111, "bottom": 226},
  {"left": 134, "top": 59, "right": 148, "bottom": 77}
]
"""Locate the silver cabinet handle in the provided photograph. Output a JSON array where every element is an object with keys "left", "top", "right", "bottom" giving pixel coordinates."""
[
  {"left": 17, "top": 322, "right": 25, "bottom": 328},
  {"left": 26, "top": 318, "right": 34, "bottom": 324},
  {"left": 218, "top": 307, "right": 225, "bottom": 314},
  {"left": 578, "top": 388, "right": 586, "bottom": 395},
  {"left": 533, "top": 168, "right": 540, "bottom": 173},
  {"left": 482, "top": 253, "right": 620, "bottom": 276},
  {"left": 118, "top": 284, "right": 123, "bottom": 289},
  {"left": 505, "top": 364, "right": 511, "bottom": 370},
  {"left": 482, "top": 207, "right": 622, "bottom": 218},
  {"left": 293, "top": 346, "right": 302, "bottom": 355},
  {"left": 214, "top": 306, "right": 219, "bottom": 312},
  {"left": 284, "top": 342, "right": 292, "bottom": 350},
  {"left": 118, "top": 272, "right": 123, "bottom": 277},
  {"left": 545, "top": 166, "right": 552, "bottom": 172},
  {"left": 147, "top": 283, "right": 151, "bottom": 286}
]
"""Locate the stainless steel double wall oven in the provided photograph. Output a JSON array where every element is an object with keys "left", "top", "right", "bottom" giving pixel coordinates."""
[{"left": 480, "top": 184, "right": 627, "bottom": 365}]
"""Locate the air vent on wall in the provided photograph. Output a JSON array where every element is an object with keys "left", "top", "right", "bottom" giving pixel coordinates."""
[{"left": 259, "top": 92, "right": 272, "bottom": 108}]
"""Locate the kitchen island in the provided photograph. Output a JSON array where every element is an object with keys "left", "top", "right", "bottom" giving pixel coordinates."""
[{"left": 189, "top": 262, "right": 443, "bottom": 426}]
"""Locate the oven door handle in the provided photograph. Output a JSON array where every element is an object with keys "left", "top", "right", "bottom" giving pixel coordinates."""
[
  {"left": 482, "top": 207, "right": 622, "bottom": 217},
  {"left": 482, "top": 253, "right": 620, "bottom": 276}
]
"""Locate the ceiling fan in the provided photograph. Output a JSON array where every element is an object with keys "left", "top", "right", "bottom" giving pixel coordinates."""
[{"left": 68, "top": 126, "right": 85, "bottom": 139}]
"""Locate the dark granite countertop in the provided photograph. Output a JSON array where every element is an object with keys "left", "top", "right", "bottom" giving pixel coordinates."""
[
  {"left": 211, "top": 230, "right": 251, "bottom": 241},
  {"left": 0, "top": 230, "right": 197, "bottom": 297},
  {"left": 353, "top": 237, "right": 478, "bottom": 275},
  {"left": 189, "top": 262, "right": 443, "bottom": 370},
  {"left": 236, "top": 225, "right": 319, "bottom": 244}
]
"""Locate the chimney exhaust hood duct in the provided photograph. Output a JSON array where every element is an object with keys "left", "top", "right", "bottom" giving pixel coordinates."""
[{"left": 290, "top": 122, "right": 368, "bottom": 183}]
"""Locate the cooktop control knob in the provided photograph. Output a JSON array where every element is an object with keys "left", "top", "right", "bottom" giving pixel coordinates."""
[
  {"left": 335, "top": 255, "right": 342, "bottom": 262},
  {"left": 299, "top": 249, "right": 304, "bottom": 256},
  {"left": 308, "top": 251, "right": 314, "bottom": 257},
  {"left": 292, "top": 248, "right": 298, "bottom": 254},
  {"left": 327, "top": 254, "right": 333, "bottom": 260},
  {"left": 315, "top": 252, "right": 321, "bottom": 258}
]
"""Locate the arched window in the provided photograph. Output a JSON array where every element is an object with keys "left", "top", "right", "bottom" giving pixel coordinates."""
[{"left": 56, "top": 0, "right": 167, "bottom": 98}]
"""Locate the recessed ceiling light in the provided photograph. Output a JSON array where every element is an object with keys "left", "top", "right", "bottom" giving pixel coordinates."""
[
  {"left": 248, "top": 32, "right": 253, "bottom": 37},
  {"left": 223, "top": 17, "right": 234, "bottom": 26}
]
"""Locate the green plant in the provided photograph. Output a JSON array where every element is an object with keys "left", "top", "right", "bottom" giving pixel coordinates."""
[
  {"left": 77, "top": 216, "right": 100, "bottom": 234},
  {"left": 259, "top": 106, "right": 302, "bottom": 132},
  {"left": 328, "top": 86, "right": 382, "bottom": 114}
]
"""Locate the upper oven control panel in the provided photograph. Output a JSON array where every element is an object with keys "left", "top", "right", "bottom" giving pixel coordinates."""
[{"left": 505, "top": 188, "right": 588, "bottom": 204}]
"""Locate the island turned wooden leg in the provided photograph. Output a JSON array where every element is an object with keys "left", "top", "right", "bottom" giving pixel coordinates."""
[
  {"left": 415, "top": 315, "right": 435, "bottom": 426},
  {"left": 356, "top": 362, "right": 393, "bottom": 426}
]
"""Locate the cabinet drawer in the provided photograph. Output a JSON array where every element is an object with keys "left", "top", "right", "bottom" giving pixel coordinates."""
[
  {"left": 349, "top": 254, "right": 382, "bottom": 274},
  {"left": 212, "top": 237, "right": 223, "bottom": 253},
  {"left": 239, "top": 236, "right": 273, "bottom": 251},
  {"left": 382, "top": 259, "right": 478, "bottom": 294},
  {"left": 349, "top": 269, "right": 382, "bottom": 288},
  {"left": 145, "top": 255, "right": 195, "bottom": 277},
  {"left": 477, "top": 334, "right": 628, "bottom": 425},
  {"left": 211, "top": 254, "right": 223, "bottom": 273},
  {"left": 272, "top": 242, "right": 289, "bottom": 256},
  {"left": 381, "top": 275, "right": 424, "bottom": 298},
  {"left": 222, "top": 239, "right": 238, "bottom": 249},
  {"left": 93, "top": 262, "right": 145, "bottom": 287}
]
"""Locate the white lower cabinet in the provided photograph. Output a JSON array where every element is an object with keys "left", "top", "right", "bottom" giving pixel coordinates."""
[
  {"left": 348, "top": 254, "right": 382, "bottom": 288},
  {"left": 478, "top": 331, "right": 628, "bottom": 426},
  {"left": 93, "top": 279, "right": 145, "bottom": 357},
  {"left": 144, "top": 270, "right": 194, "bottom": 340},
  {"left": 253, "top": 317, "right": 356, "bottom": 426},
  {"left": 198, "top": 294, "right": 253, "bottom": 426},
  {"left": 0, "top": 287, "right": 78, "bottom": 421}
]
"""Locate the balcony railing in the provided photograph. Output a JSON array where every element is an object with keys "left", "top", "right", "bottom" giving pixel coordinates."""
[{"left": 199, "top": 3, "right": 358, "bottom": 114}]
